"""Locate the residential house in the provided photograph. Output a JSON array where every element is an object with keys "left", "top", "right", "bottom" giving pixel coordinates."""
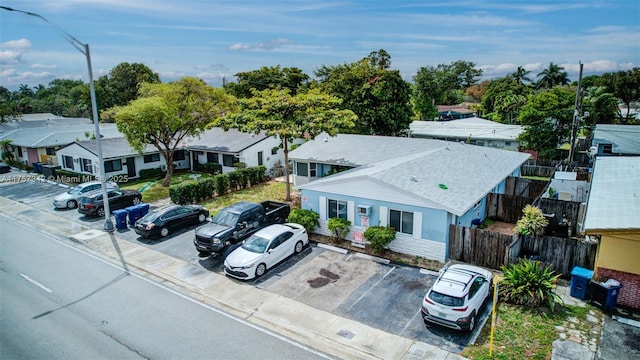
[
  {"left": 582, "top": 156, "right": 640, "bottom": 309},
  {"left": 410, "top": 117, "right": 523, "bottom": 151},
  {"left": 591, "top": 124, "right": 640, "bottom": 156},
  {"left": 290, "top": 134, "right": 531, "bottom": 261},
  {"left": 186, "top": 127, "right": 285, "bottom": 174},
  {"left": 0, "top": 115, "right": 121, "bottom": 168},
  {"left": 437, "top": 105, "right": 476, "bottom": 121},
  {"left": 56, "top": 137, "right": 188, "bottom": 180}
]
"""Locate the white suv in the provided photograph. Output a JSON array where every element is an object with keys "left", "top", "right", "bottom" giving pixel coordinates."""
[
  {"left": 53, "top": 180, "right": 119, "bottom": 209},
  {"left": 421, "top": 264, "right": 493, "bottom": 331}
]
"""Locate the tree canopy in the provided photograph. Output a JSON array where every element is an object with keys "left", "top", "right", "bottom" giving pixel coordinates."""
[
  {"left": 224, "top": 65, "right": 310, "bottom": 98},
  {"left": 216, "top": 88, "right": 356, "bottom": 200},
  {"left": 96, "top": 62, "right": 160, "bottom": 118},
  {"left": 536, "top": 62, "right": 570, "bottom": 89},
  {"left": 314, "top": 49, "right": 413, "bottom": 135},
  {"left": 599, "top": 67, "right": 640, "bottom": 124},
  {"left": 114, "top": 77, "right": 235, "bottom": 186}
]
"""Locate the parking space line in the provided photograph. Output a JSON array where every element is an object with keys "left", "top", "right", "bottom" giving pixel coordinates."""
[
  {"left": 400, "top": 308, "right": 423, "bottom": 336},
  {"left": 345, "top": 266, "right": 396, "bottom": 312}
]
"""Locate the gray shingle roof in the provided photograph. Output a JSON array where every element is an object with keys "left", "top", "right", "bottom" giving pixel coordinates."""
[
  {"left": 0, "top": 122, "right": 122, "bottom": 148},
  {"left": 186, "top": 127, "right": 268, "bottom": 153},
  {"left": 410, "top": 117, "right": 523, "bottom": 141},
  {"left": 592, "top": 124, "right": 640, "bottom": 155},
  {"left": 583, "top": 156, "right": 640, "bottom": 231},
  {"left": 73, "top": 137, "right": 157, "bottom": 159},
  {"left": 295, "top": 135, "right": 531, "bottom": 216}
]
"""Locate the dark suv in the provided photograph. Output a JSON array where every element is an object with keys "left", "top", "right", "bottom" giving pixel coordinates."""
[{"left": 78, "top": 189, "right": 142, "bottom": 217}]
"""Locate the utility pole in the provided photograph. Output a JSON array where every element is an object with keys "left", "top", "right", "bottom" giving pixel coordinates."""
[{"left": 568, "top": 62, "right": 584, "bottom": 165}]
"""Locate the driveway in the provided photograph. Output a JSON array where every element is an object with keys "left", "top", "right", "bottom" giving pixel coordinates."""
[{"left": 0, "top": 178, "right": 488, "bottom": 354}]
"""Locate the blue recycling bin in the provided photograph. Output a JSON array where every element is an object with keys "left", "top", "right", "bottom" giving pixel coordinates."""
[
  {"left": 589, "top": 280, "right": 622, "bottom": 311},
  {"left": 570, "top": 266, "right": 594, "bottom": 300},
  {"left": 113, "top": 209, "right": 129, "bottom": 230},
  {"left": 126, "top": 205, "right": 141, "bottom": 226},
  {"left": 138, "top": 203, "right": 150, "bottom": 217}
]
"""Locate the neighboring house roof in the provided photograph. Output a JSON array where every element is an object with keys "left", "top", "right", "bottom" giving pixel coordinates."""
[
  {"left": 5, "top": 113, "right": 63, "bottom": 121},
  {"left": 186, "top": 127, "right": 269, "bottom": 153},
  {"left": 0, "top": 122, "right": 122, "bottom": 148},
  {"left": 583, "top": 156, "right": 640, "bottom": 231},
  {"left": 410, "top": 117, "right": 523, "bottom": 141},
  {"left": 289, "top": 133, "right": 434, "bottom": 166},
  {"left": 437, "top": 105, "right": 474, "bottom": 115},
  {"left": 592, "top": 124, "right": 640, "bottom": 155},
  {"left": 63, "top": 137, "right": 158, "bottom": 159},
  {"left": 295, "top": 135, "right": 531, "bottom": 216}
]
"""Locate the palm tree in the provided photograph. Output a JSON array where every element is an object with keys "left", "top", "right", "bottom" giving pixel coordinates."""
[
  {"left": 536, "top": 62, "right": 570, "bottom": 89},
  {"left": 0, "top": 139, "right": 15, "bottom": 163},
  {"left": 510, "top": 66, "right": 533, "bottom": 85}
]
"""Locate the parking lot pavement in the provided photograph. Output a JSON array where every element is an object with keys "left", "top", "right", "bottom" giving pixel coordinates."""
[{"left": 1, "top": 179, "right": 484, "bottom": 355}]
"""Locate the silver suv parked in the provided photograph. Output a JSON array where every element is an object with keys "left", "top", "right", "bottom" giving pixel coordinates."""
[{"left": 53, "top": 180, "right": 118, "bottom": 209}]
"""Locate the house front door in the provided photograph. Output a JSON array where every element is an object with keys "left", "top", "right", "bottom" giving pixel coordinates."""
[{"left": 126, "top": 157, "right": 136, "bottom": 178}]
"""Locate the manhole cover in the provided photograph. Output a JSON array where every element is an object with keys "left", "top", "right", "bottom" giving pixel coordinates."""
[{"left": 337, "top": 329, "right": 355, "bottom": 339}]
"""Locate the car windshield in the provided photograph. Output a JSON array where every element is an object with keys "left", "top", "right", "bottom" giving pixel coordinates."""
[
  {"left": 211, "top": 210, "right": 239, "bottom": 227},
  {"left": 140, "top": 210, "right": 161, "bottom": 222},
  {"left": 241, "top": 234, "right": 270, "bottom": 254},
  {"left": 428, "top": 291, "right": 465, "bottom": 307},
  {"left": 67, "top": 185, "right": 85, "bottom": 195}
]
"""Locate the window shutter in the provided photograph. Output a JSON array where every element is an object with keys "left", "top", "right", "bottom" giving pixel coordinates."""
[
  {"left": 347, "top": 201, "right": 355, "bottom": 223},
  {"left": 413, "top": 212, "right": 422, "bottom": 239},
  {"left": 319, "top": 196, "right": 327, "bottom": 220},
  {"left": 379, "top": 206, "right": 388, "bottom": 226}
]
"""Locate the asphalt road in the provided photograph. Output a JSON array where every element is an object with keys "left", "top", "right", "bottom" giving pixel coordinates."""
[
  {"left": 0, "top": 177, "right": 488, "bottom": 354},
  {"left": 0, "top": 215, "right": 331, "bottom": 359}
]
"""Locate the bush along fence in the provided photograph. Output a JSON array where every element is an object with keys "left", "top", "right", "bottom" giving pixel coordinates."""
[
  {"left": 169, "top": 165, "right": 266, "bottom": 205},
  {"left": 448, "top": 224, "right": 597, "bottom": 278}
]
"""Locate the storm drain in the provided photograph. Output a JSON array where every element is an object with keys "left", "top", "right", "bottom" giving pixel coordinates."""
[{"left": 337, "top": 329, "right": 355, "bottom": 339}]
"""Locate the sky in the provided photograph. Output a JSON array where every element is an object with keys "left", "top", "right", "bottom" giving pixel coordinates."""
[{"left": 1, "top": 0, "right": 639, "bottom": 91}]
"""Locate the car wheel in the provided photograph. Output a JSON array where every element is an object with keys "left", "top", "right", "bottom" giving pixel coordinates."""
[
  {"left": 160, "top": 227, "right": 169, "bottom": 237},
  {"left": 97, "top": 207, "right": 105, "bottom": 217},
  {"left": 255, "top": 263, "right": 267, "bottom": 278},
  {"left": 67, "top": 200, "right": 77, "bottom": 209},
  {"left": 467, "top": 312, "right": 476, "bottom": 332},
  {"left": 132, "top": 197, "right": 141, "bottom": 205},
  {"left": 198, "top": 214, "right": 206, "bottom": 223},
  {"left": 294, "top": 240, "right": 303, "bottom": 254}
]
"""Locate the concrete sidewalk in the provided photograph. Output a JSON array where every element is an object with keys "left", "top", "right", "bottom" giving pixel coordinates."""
[{"left": 0, "top": 196, "right": 466, "bottom": 360}]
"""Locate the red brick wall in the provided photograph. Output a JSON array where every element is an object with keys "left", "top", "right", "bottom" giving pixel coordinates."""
[{"left": 596, "top": 267, "right": 640, "bottom": 309}]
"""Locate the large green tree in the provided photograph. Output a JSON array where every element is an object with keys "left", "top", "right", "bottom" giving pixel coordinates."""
[
  {"left": 216, "top": 88, "right": 356, "bottom": 201},
  {"left": 224, "top": 66, "right": 310, "bottom": 98},
  {"left": 114, "top": 77, "right": 234, "bottom": 186},
  {"left": 96, "top": 62, "right": 160, "bottom": 114},
  {"left": 413, "top": 60, "right": 483, "bottom": 120},
  {"left": 315, "top": 49, "right": 412, "bottom": 135},
  {"left": 599, "top": 68, "right": 640, "bottom": 124},
  {"left": 536, "top": 62, "right": 570, "bottom": 89},
  {"left": 481, "top": 77, "right": 533, "bottom": 123},
  {"left": 517, "top": 86, "right": 575, "bottom": 159}
]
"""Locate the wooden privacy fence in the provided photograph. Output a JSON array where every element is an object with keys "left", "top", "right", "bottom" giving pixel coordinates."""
[{"left": 448, "top": 225, "right": 598, "bottom": 278}]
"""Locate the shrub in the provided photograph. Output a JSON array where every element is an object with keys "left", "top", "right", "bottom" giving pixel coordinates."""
[
  {"left": 514, "top": 204, "right": 549, "bottom": 236},
  {"left": 327, "top": 217, "right": 351, "bottom": 243},
  {"left": 198, "top": 162, "right": 222, "bottom": 175},
  {"left": 287, "top": 209, "right": 319, "bottom": 233},
  {"left": 499, "top": 259, "right": 562, "bottom": 312},
  {"left": 364, "top": 226, "right": 396, "bottom": 253},
  {"left": 139, "top": 167, "right": 164, "bottom": 180},
  {"left": 227, "top": 171, "right": 241, "bottom": 191},
  {"left": 214, "top": 174, "right": 229, "bottom": 196}
]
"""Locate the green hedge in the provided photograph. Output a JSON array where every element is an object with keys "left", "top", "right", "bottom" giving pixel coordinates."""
[
  {"left": 169, "top": 165, "right": 267, "bottom": 205},
  {"left": 139, "top": 167, "right": 165, "bottom": 180},
  {"left": 196, "top": 162, "right": 222, "bottom": 175}
]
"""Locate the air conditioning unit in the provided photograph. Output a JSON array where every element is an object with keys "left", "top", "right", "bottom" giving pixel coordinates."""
[
  {"left": 73, "top": 158, "right": 79, "bottom": 163},
  {"left": 357, "top": 205, "right": 371, "bottom": 216},
  {"left": 173, "top": 161, "right": 183, "bottom": 167},
  {"left": 161, "top": 164, "right": 167, "bottom": 171}
]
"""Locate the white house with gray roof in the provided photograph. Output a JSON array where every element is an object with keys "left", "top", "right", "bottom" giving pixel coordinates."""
[
  {"left": 591, "top": 124, "right": 640, "bottom": 156},
  {"left": 0, "top": 116, "right": 121, "bottom": 168},
  {"left": 290, "top": 134, "right": 531, "bottom": 261},
  {"left": 409, "top": 117, "right": 523, "bottom": 151}
]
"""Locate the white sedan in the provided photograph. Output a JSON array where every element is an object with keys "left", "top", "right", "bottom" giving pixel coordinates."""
[{"left": 224, "top": 223, "right": 308, "bottom": 280}]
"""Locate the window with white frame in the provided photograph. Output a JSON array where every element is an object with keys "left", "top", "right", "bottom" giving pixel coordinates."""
[
  {"left": 296, "top": 162, "right": 308, "bottom": 176},
  {"left": 144, "top": 153, "right": 160, "bottom": 163},
  {"left": 389, "top": 209, "right": 413, "bottom": 235},
  {"left": 63, "top": 155, "right": 74, "bottom": 169},
  {"left": 104, "top": 159, "right": 122, "bottom": 173},
  {"left": 327, "top": 199, "right": 347, "bottom": 219},
  {"left": 81, "top": 158, "right": 92, "bottom": 173}
]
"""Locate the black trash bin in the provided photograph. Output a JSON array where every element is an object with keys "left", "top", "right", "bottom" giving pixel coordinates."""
[{"left": 570, "top": 266, "right": 593, "bottom": 300}]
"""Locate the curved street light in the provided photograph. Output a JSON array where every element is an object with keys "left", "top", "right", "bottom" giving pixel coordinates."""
[{"left": 2, "top": 6, "right": 114, "bottom": 232}]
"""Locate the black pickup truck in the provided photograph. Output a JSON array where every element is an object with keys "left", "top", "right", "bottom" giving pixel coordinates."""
[{"left": 194, "top": 201, "right": 290, "bottom": 257}]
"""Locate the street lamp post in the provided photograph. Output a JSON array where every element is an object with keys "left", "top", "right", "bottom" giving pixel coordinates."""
[{"left": 2, "top": 6, "right": 114, "bottom": 231}]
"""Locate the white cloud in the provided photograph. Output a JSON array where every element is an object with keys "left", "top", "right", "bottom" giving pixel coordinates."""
[
  {"left": 31, "top": 63, "right": 58, "bottom": 69},
  {"left": 0, "top": 50, "right": 25, "bottom": 65},
  {"left": 229, "top": 38, "right": 292, "bottom": 52},
  {"left": 1, "top": 38, "right": 32, "bottom": 50}
]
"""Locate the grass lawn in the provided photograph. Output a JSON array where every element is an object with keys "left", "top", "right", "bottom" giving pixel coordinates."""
[
  {"left": 462, "top": 303, "right": 591, "bottom": 360},
  {"left": 119, "top": 172, "right": 291, "bottom": 214}
]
